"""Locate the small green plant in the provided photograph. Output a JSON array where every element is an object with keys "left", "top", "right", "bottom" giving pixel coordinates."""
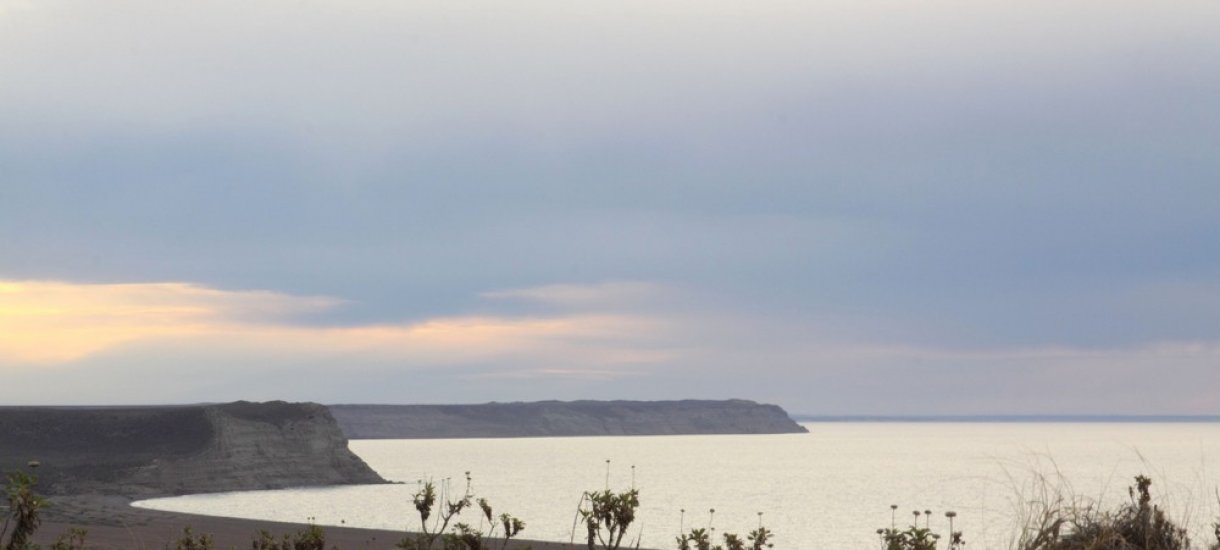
[
  {"left": 48, "top": 528, "right": 87, "bottom": 550},
  {"left": 2, "top": 470, "right": 48, "bottom": 550},
  {"left": 398, "top": 476, "right": 472, "bottom": 550},
  {"left": 675, "top": 527, "right": 711, "bottom": 550},
  {"left": 676, "top": 526, "right": 772, "bottom": 550},
  {"left": 578, "top": 488, "right": 640, "bottom": 550},
  {"left": 674, "top": 511, "right": 772, "bottom": 550},
  {"left": 1, "top": 467, "right": 90, "bottom": 550},
  {"left": 171, "top": 526, "right": 214, "bottom": 550},
  {"left": 875, "top": 507, "right": 962, "bottom": 550},
  {"left": 398, "top": 473, "right": 528, "bottom": 550},
  {"left": 747, "top": 526, "right": 773, "bottom": 550},
  {"left": 878, "top": 526, "right": 941, "bottom": 550},
  {"left": 438, "top": 508, "right": 527, "bottom": 550},
  {"left": 251, "top": 524, "right": 327, "bottom": 550}
]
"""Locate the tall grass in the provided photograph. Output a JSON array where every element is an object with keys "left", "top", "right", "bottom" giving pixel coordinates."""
[{"left": 1002, "top": 472, "right": 1216, "bottom": 550}]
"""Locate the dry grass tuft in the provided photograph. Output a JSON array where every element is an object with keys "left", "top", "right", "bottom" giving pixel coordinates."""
[{"left": 1015, "top": 475, "right": 1200, "bottom": 550}]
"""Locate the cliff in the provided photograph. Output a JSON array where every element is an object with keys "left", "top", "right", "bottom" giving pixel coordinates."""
[
  {"left": 0, "top": 401, "right": 386, "bottom": 497},
  {"left": 329, "top": 399, "right": 808, "bottom": 439}
]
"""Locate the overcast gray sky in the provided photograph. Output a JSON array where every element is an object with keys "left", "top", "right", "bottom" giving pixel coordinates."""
[{"left": 2, "top": 0, "right": 1218, "bottom": 414}]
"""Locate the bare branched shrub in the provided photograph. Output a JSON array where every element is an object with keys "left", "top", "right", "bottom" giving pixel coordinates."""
[{"left": 398, "top": 473, "right": 529, "bottom": 550}]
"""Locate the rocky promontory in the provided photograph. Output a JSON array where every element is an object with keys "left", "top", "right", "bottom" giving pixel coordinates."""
[
  {"left": 0, "top": 401, "right": 386, "bottom": 497},
  {"left": 329, "top": 399, "right": 808, "bottom": 439}
]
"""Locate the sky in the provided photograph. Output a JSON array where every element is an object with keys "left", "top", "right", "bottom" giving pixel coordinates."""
[{"left": 2, "top": 0, "right": 1218, "bottom": 414}]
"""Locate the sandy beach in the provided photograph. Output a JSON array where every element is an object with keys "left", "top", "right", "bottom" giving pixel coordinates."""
[{"left": 35, "top": 494, "right": 595, "bottom": 550}]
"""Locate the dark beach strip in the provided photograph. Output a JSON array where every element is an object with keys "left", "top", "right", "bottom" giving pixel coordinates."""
[{"left": 36, "top": 494, "right": 600, "bottom": 550}]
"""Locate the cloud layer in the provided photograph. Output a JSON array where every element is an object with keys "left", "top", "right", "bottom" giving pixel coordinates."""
[
  {"left": 2, "top": 0, "right": 1218, "bottom": 412},
  {"left": 4, "top": 279, "right": 1219, "bottom": 414}
]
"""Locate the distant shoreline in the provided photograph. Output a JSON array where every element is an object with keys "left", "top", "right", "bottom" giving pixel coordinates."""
[
  {"left": 795, "top": 415, "right": 1220, "bottom": 423},
  {"left": 330, "top": 400, "right": 808, "bottom": 439}
]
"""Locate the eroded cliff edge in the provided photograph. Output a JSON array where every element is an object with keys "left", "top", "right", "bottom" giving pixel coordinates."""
[
  {"left": 329, "top": 399, "right": 808, "bottom": 439},
  {"left": 0, "top": 401, "right": 386, "bottom": 497}
]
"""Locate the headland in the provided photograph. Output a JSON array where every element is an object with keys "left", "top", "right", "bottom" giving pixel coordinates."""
[
  {"left": 4, "top": 398, "right": 805, "bottom": 549},
  {"left": 330, "top": 399, "right": 808, "bottom": 439}
]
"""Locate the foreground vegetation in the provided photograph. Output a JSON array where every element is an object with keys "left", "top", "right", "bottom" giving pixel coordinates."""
[
  {"left": 4, "top": 464, "right": 1220, "bottom": 550},
  {"left": 874, "top": 475, "right": 1220, "bottom": 550}
]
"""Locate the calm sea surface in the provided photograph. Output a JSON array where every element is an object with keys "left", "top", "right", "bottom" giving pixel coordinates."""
[{"left": 134, "top": 423, "right": 1220, "bottom": 549}]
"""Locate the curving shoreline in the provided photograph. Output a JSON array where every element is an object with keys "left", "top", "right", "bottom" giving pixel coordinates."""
[{"left": 7, "top": 400, "right": 804, "bottom": 549}]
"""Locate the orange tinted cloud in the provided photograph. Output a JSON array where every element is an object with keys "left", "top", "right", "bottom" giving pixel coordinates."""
[
  {"left": 0, "top": 280, "right": 340, "bottom": 363},
  {"left": 0, "top": 280, "right": 672, "bottom": 372},
  {"left": 203, "top": 314, "right": 667, "bottom": 367}
]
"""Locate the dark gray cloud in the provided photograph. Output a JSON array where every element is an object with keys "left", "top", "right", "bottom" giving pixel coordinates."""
[{"left": 2, "top": 0, "right": 1218, "bottom": 412}]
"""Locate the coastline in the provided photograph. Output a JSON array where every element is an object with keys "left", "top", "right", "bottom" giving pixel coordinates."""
[{"left": 35, "top": 494, "right": 603, "bottom": 550}]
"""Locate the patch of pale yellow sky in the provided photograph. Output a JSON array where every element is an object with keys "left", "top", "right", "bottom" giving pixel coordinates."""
[{"left": 0, "top": 279, "right": 670, "bottom": 368}]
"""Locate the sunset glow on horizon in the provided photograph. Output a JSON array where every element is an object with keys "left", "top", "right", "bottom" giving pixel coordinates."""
[{"left": 0, "top": 278, "right": 673, "bottom": 372}]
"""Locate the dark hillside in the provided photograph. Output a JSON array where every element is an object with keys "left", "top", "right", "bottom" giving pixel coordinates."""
[
  {"left": 0, "top": 401, "right": 385, "bottom": 497},
  {"left": 330, "top": 399, "right": 808, "bottom": 439}
]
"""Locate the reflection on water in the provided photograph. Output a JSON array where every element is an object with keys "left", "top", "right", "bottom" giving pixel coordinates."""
[{"left": 135, "top": 423, "right": 1220, "bottom": 548}]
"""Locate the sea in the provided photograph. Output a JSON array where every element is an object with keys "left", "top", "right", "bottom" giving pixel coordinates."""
[{"left": 133, "top": 422, "right": 1220, "bottom": 549}]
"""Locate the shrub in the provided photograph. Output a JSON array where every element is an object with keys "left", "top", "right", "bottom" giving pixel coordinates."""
[
  {"left": 251, "top": 525, "right": 327, "bottom": 550},
  {"left": 676, "top": 526, "right": 773, "bottom": 550},
  {"left": 878, "top": 526, "right": 942, "bottom": 550},
  {"left": 171, "top": 526, "right": 214, "bottom": 550},
  {"left": 875, "top": 506, "right": 963, "bottom": 550},
  {"left": 48, "top": 528, "right": 87, "bottom": 550},
  {"left": 1019, "top": 475, "right": 1191, "bottom": 550},
  {"left": 577, "top": 488, "right": 640, "bottom": 550},
  {"left": 398, "top": 473, "right": 528, "bottom": 550},
  {"left": 3, "top": 471, "right": 48, "bottom": 550}
]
